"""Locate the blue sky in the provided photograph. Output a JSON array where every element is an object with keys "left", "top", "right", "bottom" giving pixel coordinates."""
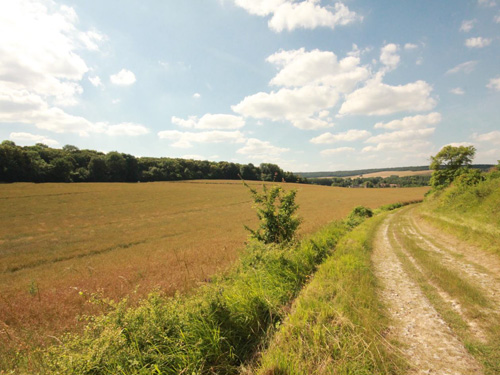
[{"left": 1, "top": 0, "right": 499, "bottom": 171}]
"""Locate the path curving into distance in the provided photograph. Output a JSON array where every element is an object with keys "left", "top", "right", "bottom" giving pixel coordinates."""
[{"left": 372, "top": 206, "right": 500, "bottom": 375}]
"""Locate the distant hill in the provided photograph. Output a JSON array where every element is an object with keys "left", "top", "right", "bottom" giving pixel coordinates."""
[{"left": 296, "top": 165, "right": 494, "bottom": 179}]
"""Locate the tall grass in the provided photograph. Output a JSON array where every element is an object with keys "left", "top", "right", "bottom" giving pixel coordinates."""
[
  {"left": 254, "top": 213, "right": 406, "bottom": 375},
  {"left": 36, "top": 222, "right": 349, "bottom": 374},
  {"left": 421, "top": 172, "right": 500, "bottom": 254}
]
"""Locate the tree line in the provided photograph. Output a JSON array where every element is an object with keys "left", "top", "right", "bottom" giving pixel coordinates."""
[
  {"left": 0, "top": 141, "right": 305, "bottom": 183},
  {"left": 308, "top": 175, "right": 431, "bottom": 188}
]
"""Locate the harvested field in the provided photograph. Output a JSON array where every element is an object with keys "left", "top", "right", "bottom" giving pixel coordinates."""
[
  {"left": 0, "top": 180, "right": 428, "bottom": 357},
  {"left": 344, "top": 170, "right": 432, "bottom": 178}
]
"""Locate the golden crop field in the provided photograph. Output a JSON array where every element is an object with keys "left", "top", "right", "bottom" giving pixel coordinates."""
[
  {"left": 344, "top": 170, "right": 432, "bottom": 178},
  {"left": 0, "top": 181, "right": 428, "bottom": 355}
]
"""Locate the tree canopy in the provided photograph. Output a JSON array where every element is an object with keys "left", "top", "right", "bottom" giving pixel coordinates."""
[
  {"left": 0, "top": 141, "right": 305, "bottom": 184},
  {"left": 429, "top": 145, "right": 476, "bottom": 188}
]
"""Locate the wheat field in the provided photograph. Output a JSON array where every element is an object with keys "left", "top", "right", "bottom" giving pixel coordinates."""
[{"left": 0, "top": 180, "right": 428, "bottom": 353}]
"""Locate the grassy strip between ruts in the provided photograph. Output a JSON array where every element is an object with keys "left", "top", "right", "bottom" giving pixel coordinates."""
[
  {"left": 33, "top": 220, "right": 351, "bottom": 374},
  {"left": 253, "top": 212, "right": 406, "bottom": 375}
]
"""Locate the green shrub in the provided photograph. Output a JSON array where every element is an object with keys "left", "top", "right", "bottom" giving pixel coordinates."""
[
  {"left": 244, "top": 183, "right": 301, "bottom": 244},
  {"left": 346, "top": 205, "right": 373, "bottom": 227}
]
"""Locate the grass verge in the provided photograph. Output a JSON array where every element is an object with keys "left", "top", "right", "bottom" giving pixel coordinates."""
[
  {"left": 29, "top": 222, "right": 350, "bottom": 374},
  {"left": 253, "top": 213, "right": 406, "bottom": 375}
]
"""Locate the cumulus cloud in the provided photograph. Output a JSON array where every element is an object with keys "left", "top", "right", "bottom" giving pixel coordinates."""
[
  {"left": 182, "top": 154, "right": 206, "bottom": 160},
  {"left": 465, "top": 37, "right": 492, "bottom": 48},
  {"left": 460, "top": 19, "right": 476, "bottom": 32},
  {"left": 487, "top": 77, "right": 500, "bottom": 91},
  {"left": 158, "top": 130, "right": 245, "bottom": 148},
  {"left": 79, "top": 29, "right": 105, "bottom": 51},
  {"left": 362, "top": 140, "right": 432, "bottom": 154},
  {"left": 104, "top": 123, "right": 150, "bottom": 136},
  {"left": 473, "top": 130, "right": 500, "bottom": 144},
  {"left": 366, "top": 128, "right": 435, "bottom": 144},
  {"left": 404, "top": 43, "right": 418, "bottom": 50},
  {"left": 88, "top": 76, "right": 103, "bottom": 87},
  {"left": 9, "top": 132, "right": 59, "bottom": 146},
  {"left": 237, "top": 138, "right": 289, "bottom": 158},
  {"left": 450, "top": 87, "right": 465, "bottom": 95},
  {"left": 0, "top": 1, "right": 91, "bottom": 107},
  {"left": 380, "top": 43, "right": 400, "bottom": 71},
  {"left": 0, "top": 1, "right": 146, "bottom": 137},
  {"left": 374, "top": 112, "right": 441, "bottom": 130},
  {"left": 339, "top": 77, "right": 436, "bottom": 116},
  {"left": 478, "top": 0, "right": 496, "bottom": 7},
  {"left": 0, "top": 86, "right": 149, "bottom": 136},
  {"left": 310, "top": 129, "right": 371, "bottom": 144},
  {"left": 232, "top": 85, "right": 338, "bottom": 129},
  {"left": 446, "top": 61, "right": 478, "bottom": 74},
  {"left": 193, "top": 93, "right": 201, "bottom": 99},
  {"left": 233, "top": 0, "right": 361, "bottom": 32},
  {"left": 110, "top": 69, "right": 136, "bottom": 85},
  {"left": 320, "top": 147, "right": 355, "bottom": 156},
  {"left": 172, "top": 114, "right": 245, "bottom": 130},
  {"left": 267, "top": 48, "right": 369, "bottom": 93},
  {"left": 495, "top": 13, "right": 500, "bottom": 23}
]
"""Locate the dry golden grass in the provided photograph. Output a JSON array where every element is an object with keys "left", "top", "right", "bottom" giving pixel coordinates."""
[
  {"left": 0, "top": 180, "right": 428, "bottom": 356},
  {"left": 345, "top": 170, "right": 432, "bottom": 178}
]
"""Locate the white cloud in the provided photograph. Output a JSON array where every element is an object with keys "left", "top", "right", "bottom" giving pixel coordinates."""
[
  {"left": 486, "top": 77, "right": 500, "bottom": 91},
  {"left": 473, "top": 131, "right": 500, "bottom": 144},
  {"left": 465, "top": 37, "right": 492, "bottom": 48},
  {"left": 110, "top": 69, "right": 136, "bottom": 85},
  {"left": 495, "top": 13, "right": 500, "bottom": 23},
  {"left": 172, "top": 114, "right": 245, "bottom": 130},
  {"left": 182, "top": 154, "right": 205, "bottom": 160},
  {"left": 0, "top": 1, "right": 91, "bottom": 107},
  {"left": 237, "top": 138, "right": 289, "bottom": 158},
  {"left": 460, "top": 19, "right": 476, "bottom": 32},
  {"left": 320, "top": 147, "right": 355, "bottom": 156},
  {"left": 104, "top": 123, "right": 149, "bottom": 136},
  {"left": 478, "top": 0, "right": 496, "bottom": 7},
  {"left": 416, "top": 57, "right": 423, "bottom": 65},
  {"left": 193, "top": 93, "right": 201, "bottom": 99},
  {"left": 310, "top": 129, "right": 371, "bottom": 144},
  {"left": 158, "top": 130, "right": 245, "bottom": 148},
  {"left": 446, "top": 61, "right": 478, "bottom": 74},
  {"left": 404, "top": 43, "right": 418, "bottom": 50},
  {"left": 79, "top": 29, "right": 105, "bottom": 51},
  {"left": 267, "top": 48, "right": 369, "bottom": 93},
  {"left": 9, "top": 132, "right": 59, "bottom": 146},
  {"left": 233, "top": 0, "right": 286, "bottom": 16},
  {"left": 380, "top": 43, "right": 400, "bottom": 71},
  {"left": 0, "top": 85, "right": 149, "bottom": 136},
  {"left": 232, "top": 85, "right": 338, "bottom": 129},
  {"left": 339, "top": 77, "right": 436, "bottom": 116},
  {"left": 233, "top": 1, "right": 361, "bottom": 32},
  {"left": 366, "top": 128, "right": 435, "bottom": 144},
  {"left": 0, "top": 1, "right": 145, "bottom": 138},
  {"left": 450, "top": 87, "right": 465, "bottom": 95},
  {"left": 88, "top": 76, "right": 103, "bottom": 87},
  {"left": 362, "top": 140, "right": 432, "bottom": 154},
  {"left": 374, "top": 112, "right": 441, "bottom": 130}
]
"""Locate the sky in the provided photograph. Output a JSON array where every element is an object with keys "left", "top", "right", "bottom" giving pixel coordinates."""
[{"left": 0, "top": 0, "right": 499, "bottom": 172}]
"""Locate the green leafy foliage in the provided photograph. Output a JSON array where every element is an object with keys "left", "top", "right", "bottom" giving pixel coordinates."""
[
  {"left": 244, "top": 183, "right": 301, "bottom": 244},
  {"left": 346, "top": 205, "right": 373, "bottom": 227},
  {"left": 430, "top": 145, "right": 476, "bottom": 189},
  {"left": 0, "top": 141, "right": 305, "bottom": 183}
]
